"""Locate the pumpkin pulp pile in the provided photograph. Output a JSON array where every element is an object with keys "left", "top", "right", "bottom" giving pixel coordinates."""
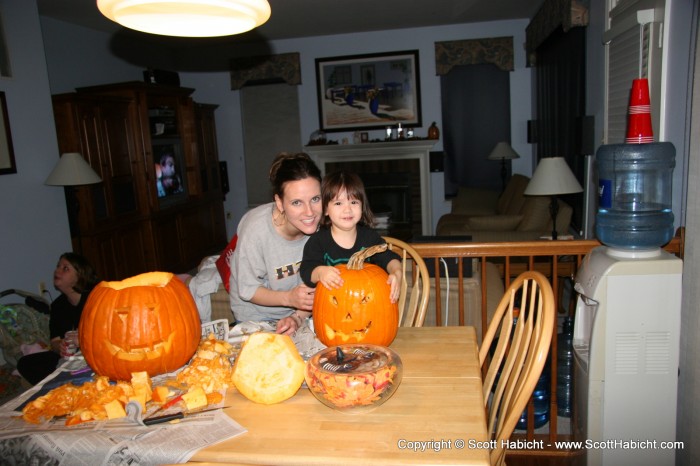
[
  {"left": 22, "top": 371, "right": 155, "bottom": 425},
  {"left": 21, "top": 333, "right": 233, "bottom": 425}
]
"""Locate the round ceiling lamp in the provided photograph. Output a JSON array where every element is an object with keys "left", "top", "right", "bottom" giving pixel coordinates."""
[{"left": 96, "top": 0, "right": 272, "bottom": 37}]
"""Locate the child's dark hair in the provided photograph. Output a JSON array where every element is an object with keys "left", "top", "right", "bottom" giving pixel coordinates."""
[
  {"left": 59, "top": 252, "right": 100, "bottom": 294},
  {"left": 268, "top": 152, "right": 322, "bottom": 200},
  {"left": 320, "top": 171, "right": 375, "bottom": 229}
]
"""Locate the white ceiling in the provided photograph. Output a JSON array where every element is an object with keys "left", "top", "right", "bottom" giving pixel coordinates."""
[{"left": 37, "top": 0, "right": 543, "bottom": 42}]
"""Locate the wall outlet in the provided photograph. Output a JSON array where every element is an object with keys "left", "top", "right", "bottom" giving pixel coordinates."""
[{"left": 39, "top": 281, "right": 47, "bottom": 295}]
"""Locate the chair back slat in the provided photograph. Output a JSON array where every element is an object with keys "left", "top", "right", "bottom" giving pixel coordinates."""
[
  {"left": 395, "top": 248, "right": 409, "bottom": 326},
  {"left": 382, "top": 237, "right": 430, "bottom": 327}
]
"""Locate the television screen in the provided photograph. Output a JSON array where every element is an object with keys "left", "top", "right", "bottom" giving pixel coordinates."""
[{"left": 152, "top": 139, "right": 187, "bottom": 206}]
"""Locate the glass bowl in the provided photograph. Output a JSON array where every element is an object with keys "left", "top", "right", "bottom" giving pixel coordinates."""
[{"left": 305, "top": 344, "right": 403, "bottom": 414}]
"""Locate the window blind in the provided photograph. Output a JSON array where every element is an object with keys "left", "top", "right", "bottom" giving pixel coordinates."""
[{"left": 604, "top": 1, "right": 664, "bottom": 144}]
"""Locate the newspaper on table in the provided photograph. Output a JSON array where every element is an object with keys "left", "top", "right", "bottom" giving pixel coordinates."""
[
  {"left": 0, "top": 320, "right": 244, "bottom": 465},
  {"left": 0, "top": 318, "right": 326, "bottom": 465}
]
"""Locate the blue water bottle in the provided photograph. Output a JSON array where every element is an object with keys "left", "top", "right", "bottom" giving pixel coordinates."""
[
  {"left": 596, "top": 142, "right": 675, "bottom": 249},
  {"left": 515, "top": 307, "right": 550, "bottom": 430},
  {"left": 489, "top": 306, "right": 551, "bottom": 430}
]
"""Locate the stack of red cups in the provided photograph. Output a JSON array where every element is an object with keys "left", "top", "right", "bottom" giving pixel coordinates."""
[{"left": 625, "top": 78, "right": 654, "bottom": 144}]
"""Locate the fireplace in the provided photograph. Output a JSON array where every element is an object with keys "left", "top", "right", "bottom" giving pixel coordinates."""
[
  {"left": 363, "top": 173, "right": 412, "bottom": 226},
  {"left": 325, "top": 163, "right": 418, "bottom": 239},
  {"left": 305, "top": 140, "right": 436, "bottom": 237}
]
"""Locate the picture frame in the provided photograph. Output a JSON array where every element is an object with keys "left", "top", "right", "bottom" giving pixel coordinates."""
[
  {"left": 315, "top": 50, "right": 422, "bottom": 132},
  {"left": 0, "top": 13, "right": 12, "bottom": 78},
  {"left": 0, "top": 92, "right": 16, "bottom": 175}
]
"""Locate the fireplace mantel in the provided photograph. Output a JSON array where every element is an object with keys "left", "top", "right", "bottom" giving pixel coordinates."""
[{"left": 305, "top": 140, "right": 436, "bottom": 235}]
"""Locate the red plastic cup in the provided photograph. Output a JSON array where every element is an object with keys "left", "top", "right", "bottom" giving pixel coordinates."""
[
  {"left": 626, "top": 78, "right": 653, "bottom": 143},
  {"left": 61, "top": 330, "right": 79, "bottom": 358}
]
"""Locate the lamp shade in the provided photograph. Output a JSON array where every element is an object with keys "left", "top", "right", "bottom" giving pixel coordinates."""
[
  {"left": 524, "top": 157, "right": 583, "bottom": 196},
  {"left": 97, "top": 0, "right": 272, "bottom": 37},
  {"left": 45, "top": 153, "right": 102, "bottom": 186},
  {"left": 487, "top": 142, "right": 520, "bottom": 161}
]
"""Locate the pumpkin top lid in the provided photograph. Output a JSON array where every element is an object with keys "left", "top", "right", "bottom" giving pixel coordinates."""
[{"left": 100, "top": 271, "right": 175, "bottom": 290}]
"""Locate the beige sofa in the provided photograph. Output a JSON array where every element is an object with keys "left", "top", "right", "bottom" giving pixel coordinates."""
[{"left": 436, "top": 174, "right": 573, "bottom": 241}]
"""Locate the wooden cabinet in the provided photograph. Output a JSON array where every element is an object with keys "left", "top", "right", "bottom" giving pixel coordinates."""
[
  {"left": 52, "top": 82, "right": 227, "bottom": 280},
  {"left": 194, "top": 103, "right": 223, "bottom": 198}
]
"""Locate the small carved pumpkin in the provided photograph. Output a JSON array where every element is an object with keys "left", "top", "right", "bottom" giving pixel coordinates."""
[
  {"left": 312, "top": 244, "right": 398, "bottom": 346},
  {"left": 79, "top": 272, "right": 201, "bottom": 381}
]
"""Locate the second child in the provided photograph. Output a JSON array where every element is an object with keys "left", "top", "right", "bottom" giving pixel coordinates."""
[{"left": 300, "top": 170, "right": 402, "bottom": 303}]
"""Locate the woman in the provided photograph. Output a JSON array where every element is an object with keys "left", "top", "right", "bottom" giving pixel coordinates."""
[
  {"left": 16, "top": 252, "right": 99, "bottom": 385},
  {"left": 229, "top": 152, "right": 322, "bottom": 336}
]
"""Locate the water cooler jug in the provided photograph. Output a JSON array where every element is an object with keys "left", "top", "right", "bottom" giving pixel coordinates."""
[
  {"left": 595, "top": 142, "right": 675, "bottom": 250},
  {"left": 573, "top": 246, "right": 682, "bottom": 466}
]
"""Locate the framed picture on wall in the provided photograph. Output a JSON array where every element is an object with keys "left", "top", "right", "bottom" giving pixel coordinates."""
[
  {"left": 0, "top": 13, "right": 11, "bottom": 78},
  {"left": 315, "top": 50, "right": 422, "bottom": 132}
]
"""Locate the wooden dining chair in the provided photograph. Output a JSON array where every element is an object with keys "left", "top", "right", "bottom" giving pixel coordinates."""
[
  {"left": 382, "top": 236, "right": 430, "bottom": 327},
  {"left": 478, "top": 270, "right": 555, "bottom": 466}
]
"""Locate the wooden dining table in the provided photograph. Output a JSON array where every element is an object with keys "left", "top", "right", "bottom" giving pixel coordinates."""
[{"left": 189, "top": 326, "right": 490, "bottom": 465}]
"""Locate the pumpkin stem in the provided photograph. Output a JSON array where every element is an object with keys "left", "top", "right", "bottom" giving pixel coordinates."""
[{"left": 347, "top": 243, "right": 388, "bottom": 270}]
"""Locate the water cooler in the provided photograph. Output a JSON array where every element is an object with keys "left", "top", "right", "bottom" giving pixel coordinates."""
[
  {"left": 573, "top": 97, "right": 683, "bottom": 465},
  {"left": 573, "top": 247, "right": 682, "bottom": 466}
]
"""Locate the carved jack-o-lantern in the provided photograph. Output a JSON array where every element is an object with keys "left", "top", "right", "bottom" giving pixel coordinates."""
[
  {"left": 312, "top": 245, "right": 398, "bottom": 347},
  {"left": 79, "top": 272, "right": 201, "bottom": 381}
]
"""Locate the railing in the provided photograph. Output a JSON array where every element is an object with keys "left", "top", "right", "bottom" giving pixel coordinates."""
[{"left": 403, "top": 233, "right": 684, "bottom": 459}]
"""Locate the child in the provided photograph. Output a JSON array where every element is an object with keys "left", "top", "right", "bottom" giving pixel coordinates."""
[{"left": 300, "top": 170, "right": 402, "bottom": 303}]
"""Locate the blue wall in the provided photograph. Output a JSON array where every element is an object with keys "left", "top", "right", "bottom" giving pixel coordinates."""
[{"left": 0, "top": 1, "right": 74, "bottom": 299}]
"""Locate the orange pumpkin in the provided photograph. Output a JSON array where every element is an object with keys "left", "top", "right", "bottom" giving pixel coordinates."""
[
  {"left": 79, "top": 272, "right": 201, "bottom": 381},
  {"left": 312, "top": 244, "right": 398, "bottom": 346}
]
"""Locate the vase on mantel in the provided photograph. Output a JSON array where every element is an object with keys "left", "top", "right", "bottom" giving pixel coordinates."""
[{"left": 428, "top": 122, "right": 440, "bottom": 140}]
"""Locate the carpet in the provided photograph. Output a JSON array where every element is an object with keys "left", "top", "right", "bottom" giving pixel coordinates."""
[{"left": 0, "top": 365, "right": 25, "bottom": 409}]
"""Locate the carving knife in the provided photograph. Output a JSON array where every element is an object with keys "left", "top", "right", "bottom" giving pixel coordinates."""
[{"left": 143, "top": 405, "right": 229, "bottom": 425}]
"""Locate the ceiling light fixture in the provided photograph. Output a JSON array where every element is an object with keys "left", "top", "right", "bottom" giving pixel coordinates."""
[{"left": 96, "top": 0, "right": 272, "bottom": 38}]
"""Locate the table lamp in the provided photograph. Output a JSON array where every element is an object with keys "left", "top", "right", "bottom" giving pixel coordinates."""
[
  {"left": 487, "top": 142, "right": 520, "bottom": 191},
  {"left": 524, "top": 157, "right": 582, "bottom": 240},
  {"left": 45, "top": 152, "right": 102, "bottom": 251}
]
